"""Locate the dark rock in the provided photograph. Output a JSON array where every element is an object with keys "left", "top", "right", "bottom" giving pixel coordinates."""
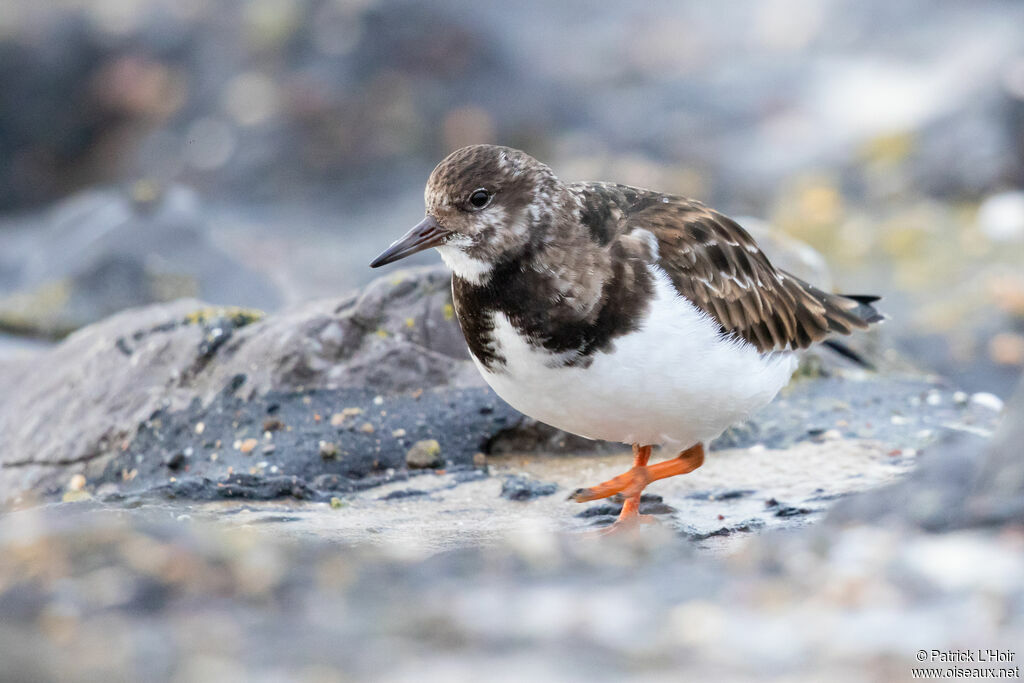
[
  {"left": 689, "top": 489, "right": 756, "bottom": 501},
  {"left": 379, "top": 489, "right": 429, "bottom": 501},
  {"left": 577, "top": 495, "right": 678, "bottom": 519},
  {"left": 684, "top": 518, "right": 767, "bottom": 541},
  {"left": 500, "top": 475, "right": 558, "bottom": 501},
  {"left": 485, "top": 419, "right": 619, "bottom": 454},
  {"left": 144, "top": 473, "right": 323, "bottom": 502},
  {"left": 775, "top": 505, "right": 815, "bottom": 518}
]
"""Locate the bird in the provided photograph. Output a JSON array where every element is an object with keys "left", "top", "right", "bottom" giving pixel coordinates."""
[{"left": 370, "top": 145, "right": 882, "bottom": 532}]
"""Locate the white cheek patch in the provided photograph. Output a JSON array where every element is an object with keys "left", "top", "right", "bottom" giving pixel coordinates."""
[{"left": 436, "top": 240, "right": 493, "bottom": 285}]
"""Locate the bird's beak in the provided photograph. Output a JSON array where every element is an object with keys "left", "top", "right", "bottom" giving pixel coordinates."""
[{"left": 369, "top": 215, "right": 450, "bottom": 268}]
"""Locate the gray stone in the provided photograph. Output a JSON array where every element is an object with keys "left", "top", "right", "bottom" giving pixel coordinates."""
[{"left": 0, "top": 265, "right": 481, "bottom": 500}]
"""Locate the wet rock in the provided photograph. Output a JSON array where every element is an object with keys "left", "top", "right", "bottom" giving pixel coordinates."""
[
  {"left": 143, "top": 473, "right": 322, "bottom": 502},
  {"left": 684, "top": 518, "right": 767, "bottom": 541},
  {"left": 379, "top": 489, "right": 429, "bottom": 501},
  {"left": 577, "top": 494, "right": 677, "bottom": 519},
  {"left": 500, "top": 475, "right": 558, "bottom": 501}
]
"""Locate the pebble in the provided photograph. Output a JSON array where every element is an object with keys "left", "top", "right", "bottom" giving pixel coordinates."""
[
  {"left": 359, "top": 422, "right": 376, "bottom": 434},
  {"left": 68, "top": 474, "right": 87, "bottom": 492},
  {"left": 319, "top": 441, "right": 340, "bottom": 459},
  {"left": 970, "top": 392, "right": 1004, "bottom": 412},
  {"left": 194, "top": 422, "right": 205, "bottom": 435},
  {"left": 406, "top": 440, "right": 442, "bottom": 468},
  {"left": 330, "top": 407, "right": 363, "bottom": 426},
  {"left": 373, "top": 396, "right": 384, "bottom": 406},
  {"left": 391, "top": 428, "right": 407, "bottom": 438},
  {"left": 238, "top": 438, "right": 259, "bottom": 454}
]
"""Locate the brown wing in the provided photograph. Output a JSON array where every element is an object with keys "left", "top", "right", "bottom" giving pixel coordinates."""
[{"left": 633, "top": 198, "right": 881, "bottom": 353}]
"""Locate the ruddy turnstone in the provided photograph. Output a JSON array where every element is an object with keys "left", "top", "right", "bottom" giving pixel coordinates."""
[{"left": 371, "top": 145, "right": 882, "bottom": 531}]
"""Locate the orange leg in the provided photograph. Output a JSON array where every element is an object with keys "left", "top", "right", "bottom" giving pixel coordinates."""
[
  {"left": 570, "top": 443, "right": 706, "bottom": 529},
  {"left": 616, "top": 444, "right": 652, "bottom": 525}
]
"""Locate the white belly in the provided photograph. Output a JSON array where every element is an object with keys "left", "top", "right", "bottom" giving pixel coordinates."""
[{"left": 469, "top": 266, "right": 798, "bottom": 448}]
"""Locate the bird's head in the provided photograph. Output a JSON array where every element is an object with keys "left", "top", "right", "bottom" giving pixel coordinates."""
[{"left": 370, "top": 144, "right": 565, "bottom": 284}]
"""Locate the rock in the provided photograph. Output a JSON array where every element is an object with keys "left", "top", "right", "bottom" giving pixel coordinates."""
[
  {"left": 0, "top": 266, "right": 482, "bottom": 500},
  {"left": 406, "top": 440, "right": 442, "bottom": 469},
  {"left": 0, "top": 185, "right": 282, "bottom": 337},
  {"left": 500, "top": 475, "right": 558, "bottom": 501},
  {"left": 318, "top": 441, "right": 340, "bottom": 460}
]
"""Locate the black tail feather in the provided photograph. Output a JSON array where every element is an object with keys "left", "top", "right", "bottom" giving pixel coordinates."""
[
  {"left": 843, "top": 294, "right": 881, "bottom": 305},
  {"left": 839, "top": 293, "right": 885, "bottom": 324},
  {"left": 821, "top": 339, "right": 876, "bottom": 370}
]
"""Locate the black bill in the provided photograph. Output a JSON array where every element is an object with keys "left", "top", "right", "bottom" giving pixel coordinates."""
[{"left": 369, "top": 215, "right": 449, "bottom": 268}]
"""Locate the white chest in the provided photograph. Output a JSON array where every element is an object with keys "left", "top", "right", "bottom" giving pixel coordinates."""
[{"left": 464, "top": 266, "right": 797, "bottom": 447}]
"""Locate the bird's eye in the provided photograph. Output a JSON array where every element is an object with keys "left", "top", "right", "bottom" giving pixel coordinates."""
[{"left": 468, "top": 189, "right": 491, "bottom": 210}]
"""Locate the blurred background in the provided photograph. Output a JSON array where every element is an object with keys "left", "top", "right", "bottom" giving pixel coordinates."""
[{"left": 1, "top": 0, "right": 1023, "bottom": 396}]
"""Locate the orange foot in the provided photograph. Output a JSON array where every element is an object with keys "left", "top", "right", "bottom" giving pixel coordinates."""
[{"left": 571, "top": 442, "right": 705, "bottom": 532}]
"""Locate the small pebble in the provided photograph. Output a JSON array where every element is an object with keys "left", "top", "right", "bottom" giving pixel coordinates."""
[
  {"left": 194, "top": 422, "right": 205, "bottom": 435},
  {"left": 359, "top": 422, "right": 376, "bottom": 434},
  {"left": 373, "top": 396, "right": 384, "bottom": 405},
  {"left": 406, "top": 439, "right": 442, "bottom": 468},
  {"left": 238, "top": 438, "right": 259, "bottom": 454},
  {"left": 319, "top": 441, "right": 340, "bottom": 459},
  {"left": 970, "top": 392, "right": 1004, "bottom": 412},
  {"left": 330, "top": 497, "right": 345, "bottom": 509},
  {"left": 68, "top": 474, "right": 87, "bottom": 492},
  {"left": 392, "top": 428, "right": 407, "bottom": 438},
  {"left": 330, "top": 407, "right": 363, "bottom": 426}
]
